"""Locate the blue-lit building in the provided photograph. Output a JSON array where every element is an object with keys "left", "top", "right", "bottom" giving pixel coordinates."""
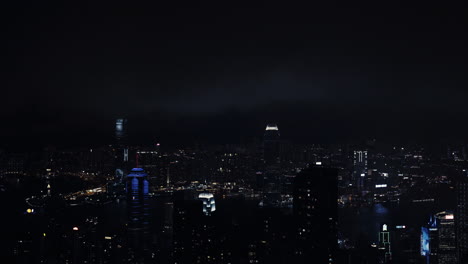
[
  {"left": 421, "top": 211, "right": 457, "bottom": 264},
  {"left": 126, "top": 168, "right": 150, "bottom": 261}
]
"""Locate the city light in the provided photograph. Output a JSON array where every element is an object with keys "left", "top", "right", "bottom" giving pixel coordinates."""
[{"left": 265, "top": 125, "right": 278, "bottom": 131}]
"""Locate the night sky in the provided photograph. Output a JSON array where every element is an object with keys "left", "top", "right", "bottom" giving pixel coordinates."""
[{"left": 2, "top": 1, "right": 467, "bottom": 147}]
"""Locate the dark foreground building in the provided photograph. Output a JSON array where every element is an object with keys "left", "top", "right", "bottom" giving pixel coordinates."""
[
  {"left": 293, "top": 166, "right": 338, "bottom": 263},
  {"left": 457, "top": 174, "right": 468, "bottom": 263}
]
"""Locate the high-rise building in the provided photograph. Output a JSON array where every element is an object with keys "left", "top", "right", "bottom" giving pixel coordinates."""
[
  {"left": 456, "top": 174, "right": 468, "bottom": 263},
  {"left": 378, "top": 224, "right": 391, "bottom": 263},
  {"left": 422, "top": 211, "right": 457, "bottom": 264},
  {"left": 293, "top": 166, "right": 338, "bottom": 263},
  {"left": 353, "top": 150, "right": 368, "bottom": 190},
  {"left": 263, "top": 124, "right": 280, "bottom": 166},
  {"left": 262, "top": 124, "right": 282, "bottom": 208},
  {"left": 173, "top": 199, "right": 204, "bottom": 264},
  {"left": 115, "top": 118, "right": 129, "bottom": 181},
  {"left": 198, "top": 193, "right": 216, "bottom": 216},
  {"left": 391, "top": 225, "right": 420, "bottom": 263},
  {"left": 126, "top": 168, "right": 150, "bottom": 262},
  {"left": 115, "top": 118, "right": 127, "bottom": 142},
  {"left": 260, "top": 169, "right": 282, "bottom": 208}
]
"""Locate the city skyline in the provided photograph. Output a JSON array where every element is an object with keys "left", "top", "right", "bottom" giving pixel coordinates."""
[{"left": 2, "top": 1, "right": 468, "bottom": 263}]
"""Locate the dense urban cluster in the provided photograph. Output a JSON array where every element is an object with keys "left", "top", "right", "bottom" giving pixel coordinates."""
[{"left": 1, "top": 120, "right": 468, "bottom": 264}]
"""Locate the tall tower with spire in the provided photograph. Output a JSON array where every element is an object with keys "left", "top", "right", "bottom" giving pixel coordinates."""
[{"left": 115, "top": 118, "right": 128, "bottom": 181}]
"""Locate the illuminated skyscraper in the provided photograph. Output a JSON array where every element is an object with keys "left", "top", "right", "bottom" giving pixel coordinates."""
[
  {"left": 293, "top": 166, "right": 338, "bottom": 263},
  {"left": 115, "top": 118, "right": 129, "bottom": 181},
  {"left": 198, "top": 193, "right": 216, "bottom": 216},
  {"left": 436, "top": 211, "right": 457, "bottom": 264},
  {"left": 422, "top": 211, "right": 457, "bottom": 264},
  {"left": 263, "top": 124, "right": 280, "bottom": 166},
  {"left": 378, "top": 224, "right": 391, "bottom": 263},
  {"left": 115, "top": 118, "right": 127, "bottom": 142},
  {"left": 261, "top": 124, "right": 282, "bottom": 208},
  {"left": 353, "top": 150, "right": 368, "bottom": 190},
  {"left": 126, "top": 168, "right": 150, "bottom": 262}
]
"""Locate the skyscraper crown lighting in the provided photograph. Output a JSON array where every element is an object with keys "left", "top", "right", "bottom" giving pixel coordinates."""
[
  {"left": 127, "top": 168, "right": 147, "bottom": 177},
  {"left": 265, "top": 124, "right": 279, "bottom": 131}
]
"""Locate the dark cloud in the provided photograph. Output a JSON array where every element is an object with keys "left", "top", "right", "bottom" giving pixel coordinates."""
[{"left": 2, "top": 1, "right": 467, "bottom": 146}]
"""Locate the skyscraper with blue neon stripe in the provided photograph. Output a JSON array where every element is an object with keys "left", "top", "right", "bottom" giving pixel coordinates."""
[{"left": 126, "top": 168, "right": 150, "bottom": 262}]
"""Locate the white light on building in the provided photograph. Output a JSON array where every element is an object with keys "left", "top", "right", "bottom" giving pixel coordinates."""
[
  {"left": 198, "top": 193, "right": 216, "bottom": 215},
  {"left": 265, "top": 125, "right": 278, "bottom": 131}
]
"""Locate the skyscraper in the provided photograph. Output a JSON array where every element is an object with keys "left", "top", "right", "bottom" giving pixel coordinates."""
[
  {"left": 456, "top": 174, "right": 468, "bottom": 263},
  {"left": 198, "top": 193, "right": 216, "bottom": 216},
  {"left": 263, "top": 124, "right": 280, "bottom": 166},
  {"left": 422, "top": 211, "right": 457, "bottom": 264},
  {"left": 115, "top": 118, "right": 129, "bottom": 181},
  {"left": 126, "top": 168, "right": 150, "bottom": 262},
  {"left": 391, "top": 225, "right": 420, "bottom": 263},
  {"left": 293, "top": 166, "right": 338, "bottom": 263},
  {"left": 172, "top": 199, "right": 204, "bottom": 264},
  {"left": 115, "top": 118, "right": 128, "bottom": 142},
  {"left": 378, "top": 224, "right": 391, "bottom": 263},
  {"left": 353, "top": 150, "right": 368, "bottom": 190},
  {"left": 261, "top": 124, "right": 282, "bottom": 208}
]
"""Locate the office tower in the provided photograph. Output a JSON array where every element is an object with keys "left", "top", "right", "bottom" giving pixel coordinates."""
[
  {"left": 421, "top": 219, "right": 436, "bottom": 264},
  {"left": 126, "top": 168, "right": 150, "bottom": 262},
  {"left": 115, "top": 118, "right": 129, "bottom": 181},
  {"left": 159, "top": 201, "right": 174, "bottom": 264},
  {"left": 378, "top": 224, "right": 391, "bottom": 263},
  {"left": 260, "top": 170, "right": 282, "bottom": 208},
  {"left": 391, "top": 225, "right": 420, "bottom": 263},
  {"left": 422, "top": 211, "right": 457, "bottom": 264},
  {"left": 293, "top": 166, "right": 338, "bottom": 263},
  {"left": 13, "top": 209, "right": 41, "bottom": 264},
  {"left": 353, "top": 150, "right": 367, "bottom": 190},
  {"left": 262, "top": 124, "right": 282, "bottom": 208},
  {"left": 173, "top": 199, "right": 204, "bottom": 264},
  {"left": 251, "top": 207, "right": 294, "bottom": 263},
  {"left": 457, "top": 174, "right": 468, "bottom": 263},
  {"left": 263, "top": 124, "right": 280, "bottom": 166},
  {"left": 136, "top": 150, "right": 158, "bottom": 171},
  {"left": 198, "top": 193, "right": 216, "bottom": 216},
  {"left": 436, "top": 211, "right": 457, "bottom": 264},
  {"left": 115, "top": 118, "right": 127, "bottom": 142}
]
